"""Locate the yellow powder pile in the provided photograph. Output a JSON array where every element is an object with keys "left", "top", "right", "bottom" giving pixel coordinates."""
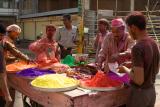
[{"left": 31, "top": 74, "right": 79, "bottom": 88}]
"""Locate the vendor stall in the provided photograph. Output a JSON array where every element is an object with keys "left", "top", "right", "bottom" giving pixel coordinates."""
[
  {"left": 8, "top": 75, "right": 130, "bottom": 107},
  {"left": 7, "top": 60, "right": 130, "bottom": 107}
]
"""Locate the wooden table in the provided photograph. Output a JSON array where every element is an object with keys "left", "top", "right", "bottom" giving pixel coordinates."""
[{"left": 8, "top": 74, "right": 130, "bottom": 107}]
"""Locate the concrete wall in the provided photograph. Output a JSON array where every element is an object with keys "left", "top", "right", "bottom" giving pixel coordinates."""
[
  {"left": 135, "top": 0, "right": 148, "bottom": 11},
  {"left": 0, "top": 16, "right": 16, "bottom": 27},
  {"left": 20, "top": 0, "right": 78, "bottom": 15},
  {"left": 90, "top": 0, "right": 130, "bottom": 11},
  {"left": 17, "top": 14, "right": 80, "bottom": 40}
]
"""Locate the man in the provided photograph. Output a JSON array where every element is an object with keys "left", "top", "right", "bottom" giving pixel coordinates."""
[
  {"left": 118, "top": 11, "right": 160, "bottom": 107},
  {"left": 29, "top": 25, "right": 60, "bottom": 63},
  {"left": 0, "top": 24, "right": 12, "bottom": 107},
  {"left": 56, "top": 14, "right": 78, "bottom": 59},
  {"left": 4, "top": 24, "right": 30, "bottom": 64},
  {"left": 4, "top": 24, "right": 32, "bottom": 107},
  {"left": 98, "top": 18, "right": 135, "bottom": 72},
  {"left": 94, "top": 18, "right": 110, "bottom": 62}
]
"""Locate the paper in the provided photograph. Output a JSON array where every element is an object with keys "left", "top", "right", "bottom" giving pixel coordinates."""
[
  {"left": 108, "top": 62, "right": 118, "bottom": 72},
  {"left": 108, "top": 62, "right": 125, "bottom": 77}
]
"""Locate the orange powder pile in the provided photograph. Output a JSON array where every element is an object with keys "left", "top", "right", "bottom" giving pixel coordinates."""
[{"left": 6, "top": 61, "right": 37, "bottom": 73}]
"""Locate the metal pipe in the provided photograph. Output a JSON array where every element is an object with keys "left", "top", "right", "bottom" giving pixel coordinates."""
[
  {"left": 115, "top": 0, "right": 118, "bottom": 16},
  {"left": 147, "top": 0, "right": 150, "bottom": 10},
  {"left": 145, "top": 6, "right": 158, "bottom": 42},
  {"left": 130, "top": 0, "right": 135, "bottom": 11},
  {"left": 97, "top": 0, "right": 98, "bottom": 29}
]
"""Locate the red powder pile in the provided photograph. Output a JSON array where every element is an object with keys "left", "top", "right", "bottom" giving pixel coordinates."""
[{"left": 81, "top": 71, "right": 122, "bottom": 87}]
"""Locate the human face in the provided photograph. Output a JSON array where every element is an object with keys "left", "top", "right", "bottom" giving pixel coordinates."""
[
  {"left": 46, "top": 27, "right": 56, "bottom": 40},
  {"left": 8, "top": 31, "right": 20, "bottom": 40},
  {"left": 111, "top": 26, "right": 125, "bottom": 40},
  {"left": 63, "top": 18, "right": 71, "bottom": 27},
  {"left": 98, "top": 23, "right": 106, "bottom": 32}
]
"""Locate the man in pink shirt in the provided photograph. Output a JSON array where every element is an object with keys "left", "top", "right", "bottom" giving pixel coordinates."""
[
  {"left": 94, "top": 18, "right": 110, "bottom": 62},
  {"left": 98, "top": 18, "right": 135, "bottom": 72},
  {"left": 29, "top": 25, "right": 60, "bottom": 64}
]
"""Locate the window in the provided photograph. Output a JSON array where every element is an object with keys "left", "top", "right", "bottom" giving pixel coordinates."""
[{"left": 0, "top": 0, "right": 15, "bottom": 9}]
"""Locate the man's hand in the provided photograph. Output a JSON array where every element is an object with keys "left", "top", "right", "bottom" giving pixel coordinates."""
[
  {"left": 5, "top": 94, "right": 12, "bottom": 102},
  {"left": 4, "top": 94, "right": 12, "bottom": 107},
  {"left": 104, "top": 64, "right": 109, "bottom": 73},
  {"left": 121, "top": 61, "right": 132, "bottom": 68},
  {"left": 117, "top": 66, "right": 127, "bottom": 73},
  {"left": 96, "top": 63, "right": 102, "bottom": 70},
  {"left": 117, "top": 65, "right": 131, "bottom": 74}
]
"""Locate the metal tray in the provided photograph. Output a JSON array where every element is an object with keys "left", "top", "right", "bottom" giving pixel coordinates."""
[
  {"left": 80, "top": 82, "right": 124, "bottom": 91},
  {"left": 31, "top": 84, "right": 79, "bottom": 92}
]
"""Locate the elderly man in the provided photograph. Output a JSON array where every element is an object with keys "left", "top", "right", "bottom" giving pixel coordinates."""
[
  {"left": 29, "top": 25, "right": 60, "bottom": 63},
  {"left": 3, "top": 24, "right": 30, "bottom": 64},
  {"left": 98, "top": 18, "right": 135, "bottom": 72},
  {"left": 2, "top": 24, "right": 32, "bottom": 107},
  {"left": 118, "top": 11, "right": 160, "bottom": 107},
  {"left": 94, "top": 18, "right": 110, "bottom": 62},
  {"left": 55, "top": 14, "right": 78, "bottom": 59}
]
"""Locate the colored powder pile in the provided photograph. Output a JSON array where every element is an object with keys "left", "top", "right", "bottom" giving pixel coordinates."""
[
  {"left": 17, "top": 68, "right": 55, "bottom": 78},
  {"left": 61, "top": 55, "right": 75, "bottom": 67},
  {"left": 108, "top": 71, "right": 130, "bottom": 84},
  {"left": 6, "top": 61, "right": 37, "bottom": 73},
  {"left": 81, "top": 71, "right": 122, "bottom": 87},
  {"left": 31, "top": 74, "right": 79, "bottom": 88}
]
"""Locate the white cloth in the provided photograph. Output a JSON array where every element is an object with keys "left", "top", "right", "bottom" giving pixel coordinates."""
[{"left": 6, "top": 24, "right": 21, "bottom": 33}]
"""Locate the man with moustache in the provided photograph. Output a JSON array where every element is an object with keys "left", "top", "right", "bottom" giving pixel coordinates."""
[{"left": 98, "top": 18, "right": 135, "bottom": 72}]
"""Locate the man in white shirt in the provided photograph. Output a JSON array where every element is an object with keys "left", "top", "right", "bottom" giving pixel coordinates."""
[{"left": 56, "top": 14, "right": 78, "bottom": 58}]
